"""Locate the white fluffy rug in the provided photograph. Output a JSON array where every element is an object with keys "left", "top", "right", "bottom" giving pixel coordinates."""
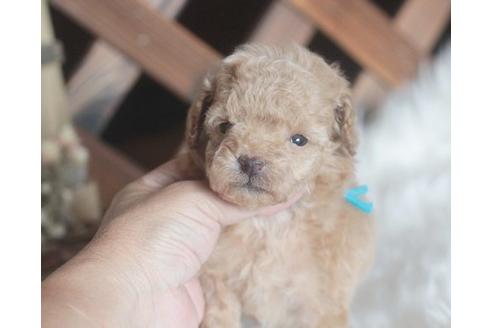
[{"left": 351, "top": 45, "right": 450, "bottom": 327}]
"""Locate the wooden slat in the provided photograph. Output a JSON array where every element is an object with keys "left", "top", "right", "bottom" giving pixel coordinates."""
[
  {"left": 69, "top": 43, "right": 139, "bottom": 132},
  {"left": 353, "top": 0, "right": 450, "bottom": 109},
  {"left": 289, "top": 0, "right": 419, "bottom": 86},
  {"left": 68, "top": 0, "right": 187, "bottom": 133},
  {"left": 250, "top": 1, "right": 315, "bottom": 45},
  {"left": 51, "top": 0, "right": 221, "bottom": 101},
  {"left": 77, "top": 128, "right": 144, "bottom": 209},
  {"left": 395, "top": 0, "right": 450, "bottom": 55}
]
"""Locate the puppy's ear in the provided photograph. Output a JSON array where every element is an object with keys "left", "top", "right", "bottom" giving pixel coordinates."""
[
  {"left": 306, "top": 53, "right": 358, "bottom": 157},
  {"left": 186, "top": 74, "right": 216, "bottom": 167},
  {"left": 332, "top": 91, "right": 358, "bottom": 157}
]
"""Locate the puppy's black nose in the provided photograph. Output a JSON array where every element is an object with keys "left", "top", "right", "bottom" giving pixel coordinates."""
[{"left": 238, "top": 155, "right": 265, "bottom": 177}]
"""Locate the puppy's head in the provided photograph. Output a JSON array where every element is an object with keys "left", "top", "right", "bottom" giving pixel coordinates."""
[{"left": 186, "top": 44, "right": 356, "bottom": 208}]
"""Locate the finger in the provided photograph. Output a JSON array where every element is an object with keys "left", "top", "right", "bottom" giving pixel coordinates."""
[
  {"left": 186, "top": 182, "right": 304, "bottom": 226},
  {"left": 183, "top": 278, "right": 204, "bottom": 323},
  {"left": 256, "top": 191, "right": 304, "bottom": 217}
]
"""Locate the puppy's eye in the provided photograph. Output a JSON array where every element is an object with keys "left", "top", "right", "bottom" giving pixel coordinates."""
[
  {"left": 291, "top": 134, "right": 308, "bottom": 146},
  {"left": 219, "top": 121, "right": 233, "bottom": 134}
]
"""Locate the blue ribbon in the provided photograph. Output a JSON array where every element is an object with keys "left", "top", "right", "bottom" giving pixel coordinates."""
[{"left": 344, "top": 185, "right": 373, "bottom": 214}]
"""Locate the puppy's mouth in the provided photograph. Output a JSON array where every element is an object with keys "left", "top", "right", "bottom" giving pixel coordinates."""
[
  {"left": 242, "top": 180, "right": 269, "bottom": 193},
  {"left": 232, "top": 174, "right": 270, "bottom": 194}
]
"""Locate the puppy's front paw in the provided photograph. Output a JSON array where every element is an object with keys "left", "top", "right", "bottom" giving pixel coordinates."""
[{"left": 200, "top": 274, "right": 242, "bottom": 328}]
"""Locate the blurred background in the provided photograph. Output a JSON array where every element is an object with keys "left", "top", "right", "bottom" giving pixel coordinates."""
[{"left": 41, "top": 0, "right": 450, "bottom": 326}]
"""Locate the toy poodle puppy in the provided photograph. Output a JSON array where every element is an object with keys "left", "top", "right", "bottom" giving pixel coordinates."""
[{"left": 184, "top": 44, "right": 374, "bottom": 328}]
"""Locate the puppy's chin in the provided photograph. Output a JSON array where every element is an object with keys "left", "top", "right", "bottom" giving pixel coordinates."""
[
  {"left": 208, "top": 171, "right": 288, "bottom": 209},
  {"left": 210, "top": 182, "right": 287, "bottom": 209}
]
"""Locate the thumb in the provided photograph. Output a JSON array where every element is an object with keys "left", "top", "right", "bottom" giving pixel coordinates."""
[{"left": 171, "top": 181, "right": 303, "bottom": 226}]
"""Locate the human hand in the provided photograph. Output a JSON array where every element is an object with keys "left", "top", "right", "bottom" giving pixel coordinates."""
[{"left": 42, "top": 156, "right": 301, "bottom": 327}]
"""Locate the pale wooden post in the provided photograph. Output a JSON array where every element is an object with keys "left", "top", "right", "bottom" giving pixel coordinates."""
[
  {"left": 41, "top": 0, "right": 69, "bottom": 139},
  {"left": 42, "top": 0, "right": 101, "bottom": 237}
]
